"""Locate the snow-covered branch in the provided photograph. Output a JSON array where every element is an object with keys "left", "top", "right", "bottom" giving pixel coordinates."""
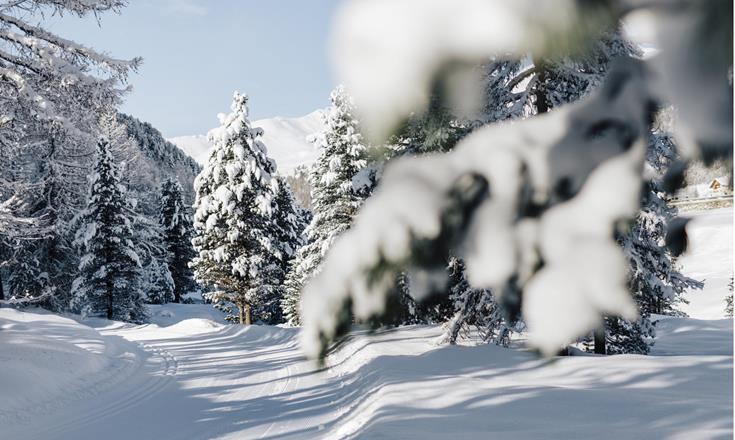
[
  {"left": 0, "top": 0, "right": 140, "bottom": 240},
  {"left": 302, "top": 0, "right": 732, "bottom": 359},
  {"left": 331, "top": 0, "right": 619, "bottom": 142},
  {"left": 301, "top": 59, "right": 654, "bottom": 358}
]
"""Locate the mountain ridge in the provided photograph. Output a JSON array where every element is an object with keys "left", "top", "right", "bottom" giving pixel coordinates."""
[{"left": 169, "top": 110, "right": 325, "bottom": 175}]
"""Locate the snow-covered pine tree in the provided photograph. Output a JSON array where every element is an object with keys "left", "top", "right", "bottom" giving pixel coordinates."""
[
  {"left": 272, "top": 176, "right": 309, "bottom": 272},
  {"left": 477, "top": 32, "right": 640, "bottom": 125},
  {"left": 95, "top": 112, "right": 174, "bottom": 308},
  {"left": 145, "top": 258, "right": 175, "bottom": 305},
  {"left": 191, "top": 92, "right": 282, "bottom": 325},
  {"left": 247, "top": 177, "right": 308, "bottom": 324},
  {"left": 159, "top": 177, "right": 197, "bottom": 303},
  {"left": 601, "top": 130, "right": 703, "bottom": 354},
  {"left": 391, "top": 95, "right": 468, "bottom": 156},
  {"left": 281, "top": 86, "right": 369, "bottom": 325},
  {"left": 131, "top": 212, "right": 173, "bottom": 304},
  {"left": 625, "top": 131, "right": 703, "bottom": 317},
  {"left": 70, "top": 138, "right": 147, "bottom": 323}
]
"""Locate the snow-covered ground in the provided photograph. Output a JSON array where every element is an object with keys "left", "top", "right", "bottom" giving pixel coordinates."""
[
  {"left": 169, "top": 110, "right": 324, "bottom": 174},
  {"left": 679, "top": 208, "right": 733, "bottom": 320},
  {"left": 1, "top": 208, "right": 732, "bottom": 439}
]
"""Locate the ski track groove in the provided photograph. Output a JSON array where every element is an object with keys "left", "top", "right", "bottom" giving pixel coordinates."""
[
  {"left": 25, "top": 342, "right": 179, "bottom": 440},
  {"left": 259, "top": 359, "right": 293, "bottom": 439}
]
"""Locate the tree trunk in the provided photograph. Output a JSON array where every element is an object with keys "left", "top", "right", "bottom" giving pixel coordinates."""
[
  {"left": 534, "top": 63, "right": 550, "bottom": 115},
  {"left": 106, "top": 277, "right": 114, "bottom": 320},
  {"left": 593, "top": 327, "right": 606, "bottom": 355},
  {"left": 0, "top": 269, "right": 4, "bottom": 301},
  {"left": 239, "top": 303, "right": 252, "bottom": 325}
]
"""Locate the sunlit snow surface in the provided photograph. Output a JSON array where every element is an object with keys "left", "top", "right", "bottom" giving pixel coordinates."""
[
  {"left": 678, "top": 208, "right": 733, "bottom": 320},
  {"left": 0, "top": 209, "right": 731, "bottom": 439}
]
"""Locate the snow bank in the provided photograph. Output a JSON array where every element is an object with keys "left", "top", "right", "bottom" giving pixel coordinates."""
[
  {"left": 652, "top": 316, "right": 732, "bottom": 356},
  {"left": 0, "top": 308, "right": 140, "bottom": 424},
  {"left": 147, "top": 303, "right": 228, "bottom": 328}
]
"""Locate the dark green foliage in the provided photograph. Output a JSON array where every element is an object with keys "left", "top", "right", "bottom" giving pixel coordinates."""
[
  {"left": 70, "top": 138, "right": 147, "bottom": 323},
  {"left": 159, "top": 178, "right": 197, "bottom": 302}
]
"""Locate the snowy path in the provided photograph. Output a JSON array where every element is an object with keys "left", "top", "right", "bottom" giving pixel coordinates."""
[
  {"left": 0, "top": 208, "right": 731, "bottom": 439},
  {"left": 2, "top": 311, "right": 731, "bottom": 440},
  {"left": 4, "top": 320, "right": 325, "bottom": 440}
]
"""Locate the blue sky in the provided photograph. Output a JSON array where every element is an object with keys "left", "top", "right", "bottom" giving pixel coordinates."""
[{"left": 46, "top": 0, "right": 339, "bottom": 138}]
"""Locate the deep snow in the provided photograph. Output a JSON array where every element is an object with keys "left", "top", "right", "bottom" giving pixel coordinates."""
[{"left": 0, "top": 208, "right": 731, "bottom": 439}]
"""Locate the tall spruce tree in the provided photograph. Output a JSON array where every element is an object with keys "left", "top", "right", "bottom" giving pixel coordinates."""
[
  {"left": 132, "top": 212, "right": 173, "bottom": 305},
  {"left": 159, "top": 177, "right": 197, "bottom": 303},
  {"left": 191, "top": 92, "right": 282, "bottom": 325},
  {"left": 247, "top": 177, "right": 308, "bottom": 324},
  {"left": 272, "top": 176, "right": 309, "bottom": 272},
  {"left": 70, "top": 138, "right": 147, "bottom": 323},
  {"left": 281, "top": 86, "right": 369, "bottom": 325},
  {"left": 6, "top": 239, "right": 54, "bottom": 304}
]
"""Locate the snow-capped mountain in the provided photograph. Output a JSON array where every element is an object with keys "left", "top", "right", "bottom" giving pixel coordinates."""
[{"left": 169, "top": 110, "right": 325, "bottom": 174}]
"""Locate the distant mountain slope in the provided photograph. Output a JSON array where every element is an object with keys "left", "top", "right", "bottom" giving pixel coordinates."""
[
  {"left": 169, "top": 110, "right": 325, "bottom": 174},
  {"left": 168, "top": 134, "right": 211, "bottom": 166},
  {"left": 119, "top": 114, "right": 201, "bottom": 174},
  {"left": 117, "top": 113, "right": 202, "bottom": 208}
]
